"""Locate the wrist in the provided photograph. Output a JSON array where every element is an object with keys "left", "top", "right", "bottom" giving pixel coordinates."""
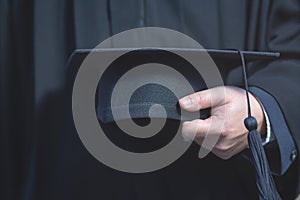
[{"left": 249, "top": 92, "right": 266, "bottom": 138}]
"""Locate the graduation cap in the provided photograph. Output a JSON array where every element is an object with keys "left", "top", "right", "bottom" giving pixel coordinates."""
[{"left": 67, "top": 48, "right": 282, "bottom": 200}]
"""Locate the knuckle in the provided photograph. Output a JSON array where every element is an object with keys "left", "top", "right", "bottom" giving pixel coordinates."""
[
  {"left": 182, "top": 120, "right": 201, "bottom": 139},
  {"left": 194, "top": 133, "right": 204, "bottom": 141},
  {"left": 186, "top": 95, "right": 194, "bottom": 105},
  {"left": 194, "top": 92, "right": 203, "bottom": 108},
  {"left": 221, "top": 122, "right": 235, "bottom": 137},
  {"left": 194, "top": 138, "right": 203, "bottom": 146},
  {"left": 213, "top": 150, "right": 232, "bottom": 160},
  {"left": 215, "top": 143, "right": 230, "bottom": 152},
  {"left": 181, "top": 122, "right": 191, "bottom": 136},
  {"left": 219, "top": 128, "right": 228, "bottom": 138}
]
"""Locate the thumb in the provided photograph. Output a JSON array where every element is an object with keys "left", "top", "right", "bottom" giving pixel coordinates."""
[{"left": 179, "top": 87, "right": 226, "bottom": 112}]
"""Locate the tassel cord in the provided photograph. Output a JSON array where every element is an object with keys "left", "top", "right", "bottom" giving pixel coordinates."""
[{"left": 237, "top": 50, "right": 282, "bottom": 200}]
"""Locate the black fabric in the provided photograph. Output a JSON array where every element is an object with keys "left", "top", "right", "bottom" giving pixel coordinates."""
[
  {"left": 0, "top": 1, "right": 34, "bottom": 200},
  {"left": 98, "top": 119, "right": 260, "bottom": 200},
  {"left": 1, "top": 0, "right": 300, "bottom": 200}
]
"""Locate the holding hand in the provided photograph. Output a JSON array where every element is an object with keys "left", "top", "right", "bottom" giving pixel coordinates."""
[{"left": 179, "top": 86, "right": 266, "bottom": 159}]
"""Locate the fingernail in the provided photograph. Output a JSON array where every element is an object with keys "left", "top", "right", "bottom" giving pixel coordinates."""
[{"left": 180, "top": 97, "right": 193, "bottom": 106}]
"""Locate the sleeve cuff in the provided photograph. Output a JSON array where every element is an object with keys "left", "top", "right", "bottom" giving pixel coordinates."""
[
  {"left": 249, "top": 86, "right": 297, "bottom": 175},
  {"left": 261, "top": 103, "right": 272, "bottom": 145}
]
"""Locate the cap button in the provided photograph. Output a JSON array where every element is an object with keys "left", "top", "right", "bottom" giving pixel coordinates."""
[{"left": 290, "top": 149, "right": 297, "bottom": 161}]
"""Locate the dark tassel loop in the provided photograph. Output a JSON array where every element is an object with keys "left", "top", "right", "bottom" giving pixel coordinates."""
[{"left": 238, "top": 50, "right": 282, "bottom": 200}]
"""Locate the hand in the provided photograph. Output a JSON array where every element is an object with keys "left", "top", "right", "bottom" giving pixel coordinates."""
[{"left": 179, "top": 86, "right": 266, "bottom": 160}]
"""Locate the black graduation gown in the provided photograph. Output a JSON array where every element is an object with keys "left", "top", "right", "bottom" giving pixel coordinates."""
[{"left": 1, "top": 0, "right": 299, "bottom": 200}]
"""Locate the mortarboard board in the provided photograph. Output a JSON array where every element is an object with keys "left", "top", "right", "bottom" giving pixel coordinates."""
[{"left": 67, "top": 48, "right": 279, "bottom": 123}]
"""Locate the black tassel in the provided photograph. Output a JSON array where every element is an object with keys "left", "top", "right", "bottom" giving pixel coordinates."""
[
  {"left": 245, "top": 117, "right": 282, "bottom": 200},
  {"left": 238, "top": 50, "right": 282, "bottom": 200}
]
